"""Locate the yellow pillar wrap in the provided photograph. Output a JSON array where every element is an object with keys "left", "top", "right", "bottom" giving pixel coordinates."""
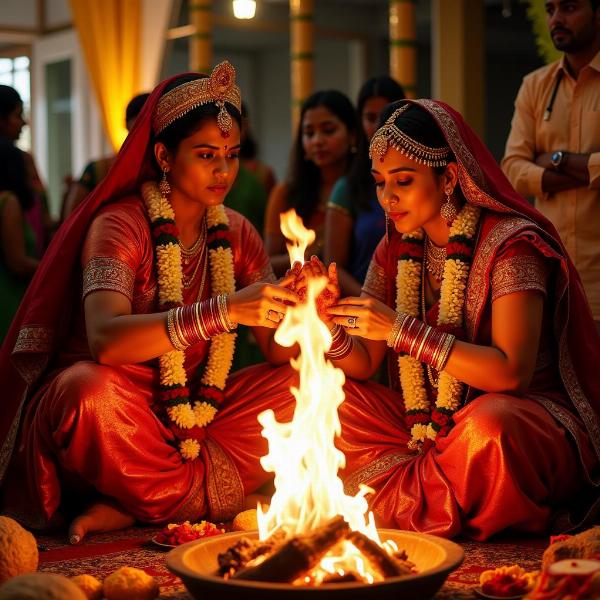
[
  {"left": 190, "top": 1, "right": 213, "bottom": 74},
  {"left": 290, "top": 0, "right": 314, "bottom": 132},
  {"left": 69, "top": 0, "right": 141, "bottom": 152},
  {"left": 432, "top": 0, "right": 484, "bottom": 137},
  {"left": 389, "top": 0, "right": 417, "bottom": 98}
]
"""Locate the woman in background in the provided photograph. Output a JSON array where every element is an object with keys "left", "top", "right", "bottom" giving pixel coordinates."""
[
  {"left": 0, "top": 85, "right": 53, "bottom": 255},
  {"left": 264, "top": 90, "right": 357, "bottom": 276},
  {"left": 324, "top": 76, "right": 405, "bottom": 296},
  {"left": 0, "top": 141, "right": 39, "bottom": 342}
]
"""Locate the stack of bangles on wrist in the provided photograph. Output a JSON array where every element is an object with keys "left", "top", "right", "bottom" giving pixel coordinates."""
[
  {"left": 166, "top": 294, "right": 237, "bottom": 350},
  {"left": 326, "top": 324, "right": 354, "bottom": 360},
  {"left": 386, "top": 312, "right": 455, "bottom": 372}
]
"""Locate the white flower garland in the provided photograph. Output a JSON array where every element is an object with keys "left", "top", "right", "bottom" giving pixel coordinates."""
[
  {"left": 396, "top": 203, "right": 480, "bottom": 448},
  {"left": 142, "top": 181, "right": 237, "bottom": 460}
]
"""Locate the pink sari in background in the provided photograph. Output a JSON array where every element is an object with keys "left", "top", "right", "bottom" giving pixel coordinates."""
[{"left": 337, "top": 100, "right": 600, "bottom": 541}]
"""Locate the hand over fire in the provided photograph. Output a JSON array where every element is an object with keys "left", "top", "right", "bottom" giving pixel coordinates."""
[
  {"left": 327, "top": 295, "right": 397, "bottom": 340},
  {"left": 227, "top": 273, "right": 299, "bottom": 329},
  {"left": 286, "top": 256, "right": 340, "bottom": 327}
]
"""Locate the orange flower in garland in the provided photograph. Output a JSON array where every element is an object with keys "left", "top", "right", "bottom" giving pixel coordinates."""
[{"left": 142, "top": 181, "right": 237, "bottom": 460}]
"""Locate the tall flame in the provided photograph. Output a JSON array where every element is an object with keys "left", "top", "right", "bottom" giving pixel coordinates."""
[
  {"left": 279, "top": 209, "right": 316, "bottom": 266},
  {"left": 257, "top": 209, "right": 380, "bottom": 547}
]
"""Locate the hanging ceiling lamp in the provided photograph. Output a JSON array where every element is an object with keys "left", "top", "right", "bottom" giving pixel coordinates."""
[{"left": 233, "top": 0, "right": 256, "bottom": 19}]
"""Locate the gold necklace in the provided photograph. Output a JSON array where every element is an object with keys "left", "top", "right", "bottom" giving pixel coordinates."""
[
  {"left": 425, "top": 236, "right": 446, "bottom": 282},
  {"left": 179, "top": 219, "right": 207, "bottom": 264},
  {"left": 182, "top": 244, "right": 207, "bottom": 289}
]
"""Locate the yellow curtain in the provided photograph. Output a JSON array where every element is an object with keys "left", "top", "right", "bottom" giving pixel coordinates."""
[
  {"left": 69, "top": 0, "right": 141, "bottom": 152},
  {"left": 521, "top": 0, "right": 561, "bottom": 65}
]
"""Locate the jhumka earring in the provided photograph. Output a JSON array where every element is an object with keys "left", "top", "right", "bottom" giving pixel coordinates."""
[
  {"left": 440, "top": 189, "right": 458, "bottom": 225},
  {"left": 159, "top": 168, "right": 171, "bottom": 198},
  {"left": 385, "top": 213, "right": 391, "bottom": 238}
]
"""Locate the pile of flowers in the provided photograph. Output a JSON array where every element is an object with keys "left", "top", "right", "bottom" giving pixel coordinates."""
[
  {"left": 479, "top": 565, "right": 538, "bottom": 597},
  {"left": 155, "top": 520, "right": 225, "bottom": 546}
]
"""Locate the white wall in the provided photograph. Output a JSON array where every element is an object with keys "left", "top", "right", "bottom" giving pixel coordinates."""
[
  {"left": 32, "top": 28, "right": 104, "bottom": 215},
  {"left": 0, "top": 0, "right": 37, "bottom": 28},
  {"left": 44, "top": 0, "right": 70, "bottom": 28}
]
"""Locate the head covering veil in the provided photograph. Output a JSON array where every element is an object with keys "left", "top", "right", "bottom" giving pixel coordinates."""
[{"left": 0, "top": 73, "right": 202, "bottom": 478}]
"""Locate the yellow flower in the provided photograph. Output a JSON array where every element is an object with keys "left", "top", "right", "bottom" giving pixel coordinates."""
[
  {"left": 396, "top": 259, "right": 421, "bottom": 316},
  {"left": 142, "top": 182, "right": 237, "bottom": 460},
  {"left": 193, "top": 401, "right": 218, "bottom": 427},
  {"left": 168, "top": 403, "right": 196, "bottom": 429},
  {"left": 410, "top": 423, "right": 428, "bottom": 443},
  {"left": 395, "top": 202, "right": 479, "bottom": 448},
  {"left": 202, "top": 333, "right": 236, "bottom": 389},
  {"left": 398, "top": 355, "right": 428, "bottom": 411},
  {"left": 159, "top": 351, "right": 186, "bottom": 386},
  {"left": 180, "top": 438, "right": 201, "bottom": 460}
]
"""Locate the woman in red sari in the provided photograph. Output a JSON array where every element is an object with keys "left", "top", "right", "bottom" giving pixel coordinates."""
[
  {"left": 0, "top": 63, "right": 299, "bottom": 543},
  {"left": 321, "top": 99, "right": 600, "bottom": 540}
]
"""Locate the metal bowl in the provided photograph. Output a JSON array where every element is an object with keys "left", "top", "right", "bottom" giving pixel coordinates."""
[{"left": 167, "top": 529, "right": 464, "bottom": 600}]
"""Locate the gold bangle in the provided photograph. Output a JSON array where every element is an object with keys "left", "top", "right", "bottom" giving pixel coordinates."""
[{"left": 167, "top": 308, "right": 187, "bottom": 350}]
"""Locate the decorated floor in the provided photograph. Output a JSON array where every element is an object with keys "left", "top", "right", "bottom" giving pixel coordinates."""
[{"left": 36, "top": 525, "right": 548, "bottom": 599}]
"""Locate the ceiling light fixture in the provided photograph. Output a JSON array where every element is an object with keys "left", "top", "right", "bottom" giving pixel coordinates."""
[{"left": 233, "top": 0, "right": 256, "bottom": 19}]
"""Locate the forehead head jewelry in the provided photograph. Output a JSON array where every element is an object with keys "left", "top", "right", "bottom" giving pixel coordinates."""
[
  {"left": 153, "top": 61, "right": 242, "bottom": 136},
  {"left": 369, "top": 103, "right": 451, "bottom": 167}
]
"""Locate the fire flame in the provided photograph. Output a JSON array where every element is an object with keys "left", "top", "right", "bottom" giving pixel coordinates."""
[
  {"left": 279, "top": 209, "right": 316, "bottom": 266},
  {"left": 256, "top": 210, "right": 384, "bottom": 578}
]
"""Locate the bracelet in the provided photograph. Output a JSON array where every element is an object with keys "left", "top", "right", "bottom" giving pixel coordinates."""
[
  {"left": 168, "top": 298, "right": 232, "bottom": 348},
  {"left": 217, "top": 294, "right": 237, "bottom": 331},
  {"left": 386, "top": 312, "right": 409, "bottom": 347},
  {"left": 391, "top": 314, "right": 456, "bottom": 371},
  {"left": 166, "top": 308, "right": 187, "bottom": 351},
  {"left": 326, "top": 324, "right": 354, "bottom": 360}
]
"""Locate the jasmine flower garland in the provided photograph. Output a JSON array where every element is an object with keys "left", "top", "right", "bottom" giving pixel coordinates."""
[
  {"left": 395, "top": 202, "right": 480, "bottom": 449},
  {"left": 142, "top": 181, "right": 237, "bottom": 460}
]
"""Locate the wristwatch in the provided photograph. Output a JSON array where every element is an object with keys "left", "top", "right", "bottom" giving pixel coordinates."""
[{"left": 551, "top": 150, "right": 566, "bottom": 170}]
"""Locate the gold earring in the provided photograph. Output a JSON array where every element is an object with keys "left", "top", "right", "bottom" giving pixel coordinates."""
[
  {"left": 159, "top": 168, "right": 171, "bottom": 198},
  {"left": 440, "top": 190, "right": 458, "bottom": 225}
]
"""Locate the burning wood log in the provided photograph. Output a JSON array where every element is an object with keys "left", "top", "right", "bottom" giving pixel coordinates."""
[
  {"left": 218, "top": 531, "right": 286, "bottom": 577},
  {"left": 231, "top": 515, "right": 350, "bottom": 583},
  {"left": 347, "top": 531, "right": 415, "bottom": 578}
]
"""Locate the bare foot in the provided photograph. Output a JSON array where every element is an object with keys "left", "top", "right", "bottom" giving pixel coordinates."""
[{"left": 68, "top": 499, "right": 135, "bottom": 545}]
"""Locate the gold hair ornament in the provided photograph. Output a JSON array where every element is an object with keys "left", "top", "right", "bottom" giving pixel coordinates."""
[
  {"left": 152, "top": 61, "right": 242, "bottom": 135},
  {"left": 369, "top": 104, "right": 451, "bottom": 167}
]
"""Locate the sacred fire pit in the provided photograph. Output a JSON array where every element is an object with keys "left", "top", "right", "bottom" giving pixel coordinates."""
[
  {"left": 168, "top": 211, "right": 464, "bottom": 599},
  {"left": 168, "top": 526, "right": 463, "bottom": 600}
]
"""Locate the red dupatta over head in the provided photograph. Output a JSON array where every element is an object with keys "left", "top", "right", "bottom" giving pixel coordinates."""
[
  {"left": 386, "top": 100, "right": 600, "bottom": 474},
  {"left": 0, "top": 73, "right": 202, "bottom": 481}
]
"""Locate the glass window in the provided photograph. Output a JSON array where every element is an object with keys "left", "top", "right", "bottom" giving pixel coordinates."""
[
  {"left": 46, "top": 59, "right": 72, "bottom": 218},
  {"left": 0, "top": 55, "right": 31, "bottom": 152}
]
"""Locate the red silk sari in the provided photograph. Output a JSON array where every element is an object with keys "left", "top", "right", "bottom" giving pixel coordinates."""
[
  {"left": 0, "top": 74, "right": 295, "bottom": 528},
  {"left": 338, "top": 100, "right": 600, "bottom": 540}
]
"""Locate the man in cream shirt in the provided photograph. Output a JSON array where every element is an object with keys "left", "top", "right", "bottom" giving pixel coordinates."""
[{"left": 502, "top": 0, "right": 600, "bottom": 331}]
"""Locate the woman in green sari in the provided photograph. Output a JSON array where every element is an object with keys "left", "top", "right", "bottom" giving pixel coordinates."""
[{"left": 0, "top": 141, "right": 39, "bottom": 343}]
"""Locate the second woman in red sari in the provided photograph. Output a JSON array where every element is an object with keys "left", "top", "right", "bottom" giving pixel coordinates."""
[{"left": 320, "top": 100, "right": 600, "bottom": 540}]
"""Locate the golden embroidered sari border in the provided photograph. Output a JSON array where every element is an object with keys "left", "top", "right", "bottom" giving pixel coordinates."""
[{"left": 204, "top": 437, "right": 245, "bottom": 521}]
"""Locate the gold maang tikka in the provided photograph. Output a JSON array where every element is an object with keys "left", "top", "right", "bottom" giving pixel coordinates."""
[{"left": 369, "top": 104, "right": 451, "bottom": 167}]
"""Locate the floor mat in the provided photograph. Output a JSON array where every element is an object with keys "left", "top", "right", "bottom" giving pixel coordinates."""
[{"left": 37, "top": 526, "right": 547, "bottom": 599}]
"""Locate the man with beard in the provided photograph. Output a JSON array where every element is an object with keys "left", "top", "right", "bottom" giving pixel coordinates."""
[{"left": 502, "top": 0, "right": 600, "bottom": 333}]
